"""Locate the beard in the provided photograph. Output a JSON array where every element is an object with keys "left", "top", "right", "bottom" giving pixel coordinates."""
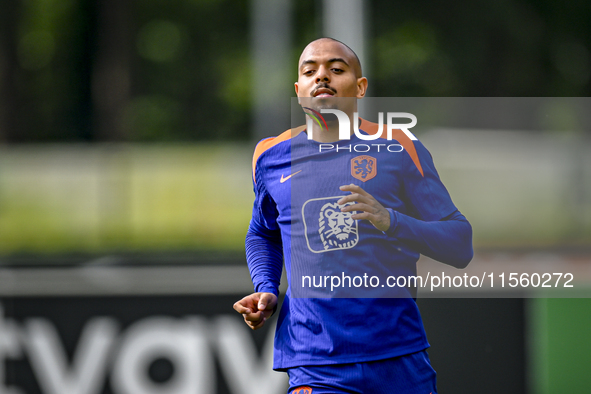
[{"left": 310, "top": 97, "right": 340, "bottom": 112}]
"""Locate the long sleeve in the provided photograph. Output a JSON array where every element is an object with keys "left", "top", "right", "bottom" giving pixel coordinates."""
[
  {"left": 387, "top": 139, "right": 473, "bottom": 268},
  {"left": 245, "top": 214, "right": 283, "bottom": 296},
  {"left": 245, "top": 160, "right": 284, "bottom": 296},
  {"left": 385, "top": 208, "right": 473, "bottom": 268}
]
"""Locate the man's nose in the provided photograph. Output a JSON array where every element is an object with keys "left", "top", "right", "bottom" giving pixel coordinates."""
[{"left": 316, "top": 66, "right": 330, "bottom": 83}]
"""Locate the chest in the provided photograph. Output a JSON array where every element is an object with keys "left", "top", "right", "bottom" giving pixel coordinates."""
[{"left": 265, "top": 148, "right": 407, "bottom": 218}]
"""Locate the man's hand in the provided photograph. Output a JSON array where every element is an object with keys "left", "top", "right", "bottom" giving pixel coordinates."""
[
  {"left": 233, "top": 292, "right": 278, "bottom": 330},
  {"left": 338, "top": 184, "right": 391, "bottom": 232}
]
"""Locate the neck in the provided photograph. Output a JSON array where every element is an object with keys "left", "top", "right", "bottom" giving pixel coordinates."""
[{"left": 306, "top": 111, "right": 357, "bottom": 143}]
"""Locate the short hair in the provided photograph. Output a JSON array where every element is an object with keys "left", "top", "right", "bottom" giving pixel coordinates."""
[{"left": 303, "top": 37, "right": 363, "bottom": 77}]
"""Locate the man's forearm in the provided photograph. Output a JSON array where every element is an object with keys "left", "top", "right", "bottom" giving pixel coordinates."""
[
  {"left": 245, "top": 226, "right": 283, "bottom": 295},
  {"left": 385, "top": 209, "right": 473, "bottom": 269}
]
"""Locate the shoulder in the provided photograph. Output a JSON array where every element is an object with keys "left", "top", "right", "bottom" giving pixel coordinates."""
[
  {"left": 251, "top": 125, "right": 306, "bottom": 184},
  {"left": 359, "top": 118, "right": 429, "bottom": 177}
]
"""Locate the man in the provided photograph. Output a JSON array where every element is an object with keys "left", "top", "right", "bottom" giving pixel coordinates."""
[{"left": 234, "top": 38, "right": 473, "bottom": 394}]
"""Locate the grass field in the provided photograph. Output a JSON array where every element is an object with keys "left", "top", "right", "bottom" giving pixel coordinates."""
[
  {"left": 0, "top": 129, "right": 589, "bottom": 254},
  {"left": 0, "top": 143, "right": 254, "bottom": 253}
]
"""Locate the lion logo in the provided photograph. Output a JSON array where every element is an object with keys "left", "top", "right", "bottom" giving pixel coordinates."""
[
  {"left": 318, "top": 201, "right": 358, "bottom": 250},
  {"left": 302, "top": 196, "right": 360, "bottom": 253},
  {"left": 351, "top": 155, "right": 377, "bottom": 182}
]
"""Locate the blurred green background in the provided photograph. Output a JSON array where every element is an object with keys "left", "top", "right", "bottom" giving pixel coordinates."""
[
  {"left": 0, "top": 0, "right": 589, "bottom": 254},
  {"left": 0, "top": 1, "right": 590, "bottom": 393}
]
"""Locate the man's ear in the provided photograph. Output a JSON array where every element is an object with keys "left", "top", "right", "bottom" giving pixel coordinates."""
[
  {"left": 356, "top": 77, "right": 368, "bottom": 98},
  {"left": 295, "top": 82, "right": 302, "bottom": 104}
]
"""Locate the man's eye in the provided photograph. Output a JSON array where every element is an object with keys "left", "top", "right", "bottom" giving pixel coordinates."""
[
  {"left": 303, "top": 70, "right": 315, "bottom": 75},
  {"left": 332, "top": 68, "right": 343, "bottom": 73}
]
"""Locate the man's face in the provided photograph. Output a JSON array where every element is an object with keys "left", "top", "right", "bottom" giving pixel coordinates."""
[{"left": 295, "top": 39, "right": 367, "bottom": 109}]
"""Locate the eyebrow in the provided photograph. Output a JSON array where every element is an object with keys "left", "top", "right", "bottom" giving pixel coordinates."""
[{"left": 299, "top": 57, "right": 350, "bottom": 70}]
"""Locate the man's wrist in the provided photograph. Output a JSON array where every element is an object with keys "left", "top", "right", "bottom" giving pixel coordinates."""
[
  {"left": 383, "top": 208, "right": 399, "bottom": 237},
  {"left": 256, "top": 287, "right": 279, "bottom": 297}
]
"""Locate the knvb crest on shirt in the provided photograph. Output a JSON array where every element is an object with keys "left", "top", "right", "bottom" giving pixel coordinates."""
[
  {"left": 302, "top": 197, "right": 359, "bottom": 253},
  {"left": 292, "top": 386, "right": 313, "bottom": 394},
  {"left": 351, "top": 155, "right": 377, "bottom": 182}
]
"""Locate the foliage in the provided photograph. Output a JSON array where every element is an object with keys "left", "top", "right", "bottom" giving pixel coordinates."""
[{"left": 0, "top": 0, "right": 589, "bottom": 143}]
